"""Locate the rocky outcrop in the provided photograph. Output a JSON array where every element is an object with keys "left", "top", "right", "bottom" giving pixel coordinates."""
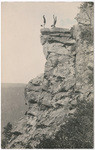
[{"left": 7, "top": 27, "right": 93, "bottom": 149}]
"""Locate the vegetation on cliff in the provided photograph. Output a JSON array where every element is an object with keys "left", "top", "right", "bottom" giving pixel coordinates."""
[{"left": 71, "top": 2, "right": 94, "bottom": 44}]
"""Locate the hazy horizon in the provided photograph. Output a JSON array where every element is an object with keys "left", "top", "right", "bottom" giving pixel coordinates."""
[
  {"left": 1, "top": 2, "right": 81, "bottom": 83},
  {"left": 1, "top": 82, "right": 26, "bottom": 84}
]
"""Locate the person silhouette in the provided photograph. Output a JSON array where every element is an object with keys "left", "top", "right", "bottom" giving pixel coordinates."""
[
  {"left": 41, "top": 15, "right": 46, "bottom": 28},
  {"left": 51, "top": 15, "right": 57, "bottom": 28}
]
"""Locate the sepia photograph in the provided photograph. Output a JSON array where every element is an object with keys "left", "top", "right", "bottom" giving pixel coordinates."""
[{"left": 1, "top": 1, "right": 94, "bottom": 149}]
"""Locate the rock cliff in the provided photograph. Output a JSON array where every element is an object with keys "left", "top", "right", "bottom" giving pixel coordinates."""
[{"left": 7, "top": 27, "right": 93, "bottom": 149}]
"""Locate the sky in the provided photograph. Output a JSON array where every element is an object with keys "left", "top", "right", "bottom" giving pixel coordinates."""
[{"left": 1, "top": 2, "right": 81, "bottom": 83}]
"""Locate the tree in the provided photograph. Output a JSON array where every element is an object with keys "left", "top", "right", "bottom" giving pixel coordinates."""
[
  {"left": 75, "top": 2, "right": 94, "bottom": 44},
  {"left": 75, "top": 2, "right": 94, "bottom": 27},
  {"left": 1, "top": 122, "right": 12, "bottom": 148}
]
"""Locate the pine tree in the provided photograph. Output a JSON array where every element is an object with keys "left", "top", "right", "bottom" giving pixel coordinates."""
[{"left": 1, "top": 122, "right": 12, "bottom": 148}]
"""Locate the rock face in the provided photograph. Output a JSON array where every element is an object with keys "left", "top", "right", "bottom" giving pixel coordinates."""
[
  {"left": 7, "top": 27, "right": 93, "bottom": 149},
  {"left": 76, "top": 41, "right": 93, "bottom": 101}
]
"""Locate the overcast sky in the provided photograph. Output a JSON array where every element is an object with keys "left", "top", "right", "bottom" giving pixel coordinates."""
[{"left": 1, "top": 2, "right": 81, "bottom": 83}]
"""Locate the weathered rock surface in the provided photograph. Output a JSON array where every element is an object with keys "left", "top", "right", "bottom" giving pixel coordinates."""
[{"left": 7, "top": 27, "right": 93, "bottom": 149}]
